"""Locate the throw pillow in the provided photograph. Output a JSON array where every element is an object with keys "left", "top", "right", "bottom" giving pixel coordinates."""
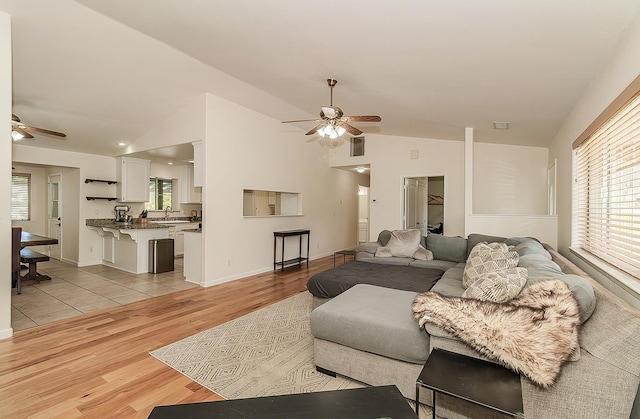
[
  {"left": 384, "top": 229, "right": 421, "bottom": 258},
  {"left": 412, "top": 245, "right": 434, "bottom": 261},
  {"left": 463, "top": 242, "right": 519, "bottom": 288},
  {"left": 377, "top": 230, "right": 392, "bottom": 246},
  {"left": 462, "top": 267, "right": 528, "bottom": 303}
]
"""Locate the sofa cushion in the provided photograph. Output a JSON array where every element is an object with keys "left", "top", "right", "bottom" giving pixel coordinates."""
[
  {"left": 515, "top": 240, "right": 552, "bottom": 259},
  {"left": 310, "top": 284, "right": 430, "bottom": 364},
  {"left": 426, "top": 234, "right": 468, "bottom": 263},
  {"left": 462, "top": 267, "right": 528, "bottom": 303},
  {"left": 463, "top": 242, "right": 519, "bottom": 288},
  {"left": 409, "top": 259, "right": 458, "bottom": 271}
]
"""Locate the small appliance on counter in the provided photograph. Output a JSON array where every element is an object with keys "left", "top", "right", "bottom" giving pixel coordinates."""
[{"left": 114, "top": 205, "right": 131, "bottom": 222}]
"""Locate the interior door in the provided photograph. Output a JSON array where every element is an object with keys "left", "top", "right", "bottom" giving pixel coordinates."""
[
  {"left": 48, "top": 174, "right": 62, "bottom": 260},
  {"left": 416, "top": 179, "right": 427, "bottom": 236},
  {"left": 403, "top": 178, "right": 418, "bottom": 229}
]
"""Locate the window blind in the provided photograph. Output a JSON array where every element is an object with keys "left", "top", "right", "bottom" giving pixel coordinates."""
[
  {"left": 574, "top": 92, "right": 640, "bottom": 278},
  {"left": 11, "top": 173, "right": 31, "bottom": 221}
]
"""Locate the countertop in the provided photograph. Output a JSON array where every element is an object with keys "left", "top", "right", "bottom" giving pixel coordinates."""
[{"left": 86, "top": 218, "right": 200, "bottom": 230}]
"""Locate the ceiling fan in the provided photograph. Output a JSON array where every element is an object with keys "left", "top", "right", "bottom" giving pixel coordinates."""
[
  {"left": 11, "top": 114, "right": 67, "bottom": 141},
  {"left": 282, "top": 78, "right": 381, "bottom": 140}
]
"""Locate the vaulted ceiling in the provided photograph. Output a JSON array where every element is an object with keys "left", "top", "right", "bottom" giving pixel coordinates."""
[{"left": 3, "top": 0, "right": 640, "bottom": 157}]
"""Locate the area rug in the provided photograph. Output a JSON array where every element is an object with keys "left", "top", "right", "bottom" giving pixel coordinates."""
[{"left": 150, "top": 292, "right": 364, "bottom": 399}]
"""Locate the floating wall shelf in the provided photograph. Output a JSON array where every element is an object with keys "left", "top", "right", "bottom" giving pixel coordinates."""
[
  {"left": 85, "top": 179, "right": 118, "bottom": 184},
  {"left": 86, "top": 197, "right": 118, "bottom": 201}
]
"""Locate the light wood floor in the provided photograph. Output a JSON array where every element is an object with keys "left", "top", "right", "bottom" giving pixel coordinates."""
[{"left": 1, "top": 256, "right": 337, "bottom": 418}]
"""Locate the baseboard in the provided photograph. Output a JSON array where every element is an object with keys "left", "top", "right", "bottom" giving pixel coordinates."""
[{"left": 0, "top": 327, "right": 13, "bottom": 340}]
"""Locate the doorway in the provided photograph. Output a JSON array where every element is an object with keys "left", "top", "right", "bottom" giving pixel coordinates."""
[
  {"left": 358, "top": 185, "right": 370, "bottom": 243},
  {"left": 403, "top": 176, "right": 444, "bottom": 235},
  {"left": 48, "top": 174, "right": 62, "bottom": 260}
]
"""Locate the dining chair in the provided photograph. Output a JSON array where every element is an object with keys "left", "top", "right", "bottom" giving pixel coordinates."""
[{"left": 12, "top": 227, "right": 22, "bottom": 294}]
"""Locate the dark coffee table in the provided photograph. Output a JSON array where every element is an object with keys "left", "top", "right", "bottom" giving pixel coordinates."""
[
  {"left": 333, "top": 248, "right": 356, "bottom": 266},
  {"left": 149, "top": 385, "right": 417, "bottom": 418},
  {"left": 416, "top": 348, "right": 524, "bottom": 418}
]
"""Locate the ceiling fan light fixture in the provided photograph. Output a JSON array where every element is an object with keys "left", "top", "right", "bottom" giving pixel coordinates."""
[
  {"left": 11, "top": 130, "right": 24, "bottom": 141},
  {"left": 336, "top": 126, "right": 346, "bottom": 137}
]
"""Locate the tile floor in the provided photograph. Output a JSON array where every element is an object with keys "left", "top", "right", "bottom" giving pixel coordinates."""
[{"left": 11, "top": 258, "right": 198, "bottom": 331}]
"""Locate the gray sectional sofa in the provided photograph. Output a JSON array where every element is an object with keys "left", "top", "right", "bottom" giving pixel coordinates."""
[{"left": 308, "top": 231, "right": 640, "bottom": 419}]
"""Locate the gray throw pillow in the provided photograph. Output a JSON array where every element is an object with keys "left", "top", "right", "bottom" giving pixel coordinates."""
[
  {"left": 426, "top": 234, "right": 468, "bottom": 263},
  {"left": 378, "top": 230, "right": 392, "bottom": 246}
]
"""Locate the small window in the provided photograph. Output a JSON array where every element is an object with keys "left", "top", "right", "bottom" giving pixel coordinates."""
[
  {"left": 11, "top": 173, "right": 31, "bottom": 221},
  {"left": 145, "top": 177, "right": 173, "bottom": 211}
]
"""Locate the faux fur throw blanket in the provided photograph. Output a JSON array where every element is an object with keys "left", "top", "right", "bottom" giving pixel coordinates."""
[{"left": 412, "top": 280, "right": 580, "bottom": 388}]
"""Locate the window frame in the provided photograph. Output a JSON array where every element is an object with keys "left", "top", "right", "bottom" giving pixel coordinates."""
[
  {"left": 572, "top": 74, "right": 640, "bottom": 281},
  {"left": 11, "top": 172, "right": 32, "bottom": 221}
]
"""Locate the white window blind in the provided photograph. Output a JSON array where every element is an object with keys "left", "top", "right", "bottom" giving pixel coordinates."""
[
  {"left": 574, "top": 92, "right": 640, "bottom": 279},
  {"left": 11, "top": 173, "right": 31, "bottom": 221}
]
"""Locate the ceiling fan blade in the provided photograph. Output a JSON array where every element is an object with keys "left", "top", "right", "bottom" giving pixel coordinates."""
[
  {"left": 13, "top": 126, "right": 34, "bottom": 139},
  {"left": 320, "top": 106, "right": 343, "bottom": 120},
  {"left": 282, "top": 118, "right": 321, "bottom": 124},
  {"left": 24, "top": 125, "right": 67, "bottom": 138},
  {"left": 339, "top": 122, "right": 363, "bottom": 136},
  {"left": 344, "top": 115, "right": 382, "bottom": 122},
  {"left": 306, "top": 123, "right": 326, "bottom": 135}
]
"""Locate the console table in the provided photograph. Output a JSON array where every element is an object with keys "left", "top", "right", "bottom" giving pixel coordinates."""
[{"left": 273, "top": 229, "right": 310, "bottom": 271}]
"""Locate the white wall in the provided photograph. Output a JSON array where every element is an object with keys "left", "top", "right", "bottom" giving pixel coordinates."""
[
  {"left": 473, "top": 143, "right": 548, "bottom": 214},
  {"left": 1, "top": 11, "right": 13, "bottom": 339},
  {"left": 202, "top": 93, "right": 362, "bottom": 286},
  {"left": 330, "top": 134, "right": 467, "bottom": 239},
  {"left": 549, "top": 11, "right": 640, "bottom": 305}
]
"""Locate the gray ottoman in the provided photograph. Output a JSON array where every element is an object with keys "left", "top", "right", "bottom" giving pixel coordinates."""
[{"left": 310, "top": 284, "right": 430, "bottom": 364}]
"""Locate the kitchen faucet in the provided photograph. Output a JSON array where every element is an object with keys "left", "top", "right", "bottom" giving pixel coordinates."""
[{"left": 164, "top": 206, "right": 171, "bottom": 220}]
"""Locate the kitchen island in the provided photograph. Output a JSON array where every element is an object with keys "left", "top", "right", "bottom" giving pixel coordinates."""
[{"left": 87, "top": 220, "right": 170, "bottom": 274}]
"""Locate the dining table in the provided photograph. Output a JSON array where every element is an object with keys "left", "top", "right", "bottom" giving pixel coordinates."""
[
  {"left": 20, "top": 231, "right": 58, "bottom": 281},
  {"left": 20, "top": 231, "right": 59, "bottom": 249}
]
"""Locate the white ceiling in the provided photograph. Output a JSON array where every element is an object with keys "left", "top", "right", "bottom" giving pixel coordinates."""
[{"left": 3, "top": 0, "right": 640, "bottom": 159}]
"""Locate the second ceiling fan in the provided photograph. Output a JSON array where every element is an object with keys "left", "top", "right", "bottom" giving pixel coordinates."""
[
  {"left": 282, "top": 79, "right": 381, "bottom": 140},
  {"left": 11, "top": 114, "right": 67, "bottom": 141}
]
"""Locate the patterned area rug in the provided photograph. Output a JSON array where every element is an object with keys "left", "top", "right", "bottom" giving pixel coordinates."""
[{"left": 150, "top": 292, "right": 362, "bottom": 399}]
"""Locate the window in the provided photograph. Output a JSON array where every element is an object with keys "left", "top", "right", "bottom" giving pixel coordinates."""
[
  {"left": 11, "top": 173, "right": 31, "bottom": 221},
  {"left": 144, "top": 177, "right": 173, "bottom": 211},
  {"left": 573, "top": 89, "right": 640, "bottom": 279}
]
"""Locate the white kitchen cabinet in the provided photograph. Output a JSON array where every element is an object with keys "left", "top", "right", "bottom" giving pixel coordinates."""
[
  {"left": 192, "top": 141, "right": 203, "bottom": 187},
  {"left": 180, "top": 165, "right": 202, "bottom": 204},
  {"left": 116, "top": 157, "right": 150, "bottom": 202},
  {"left": 183, "top": 230, "right": 202, "bottom": 284}
]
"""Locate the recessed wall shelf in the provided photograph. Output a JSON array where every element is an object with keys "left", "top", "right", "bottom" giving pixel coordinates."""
[
  {"left": 85, "top": 179, "right": 118, "bottom": 184},
  {"left": 86, "top": 197, "right": 118, "bottom": 201}
]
